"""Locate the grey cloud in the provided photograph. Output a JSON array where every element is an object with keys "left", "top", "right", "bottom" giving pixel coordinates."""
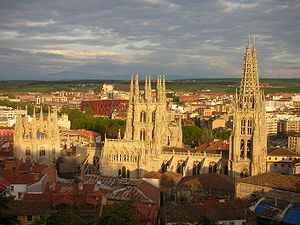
[{"left": 0, "top": 0, "right": 299, "bottom": 80}]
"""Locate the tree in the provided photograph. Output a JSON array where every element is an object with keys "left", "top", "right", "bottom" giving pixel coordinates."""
[
  {"left": 183, "top": 126, "right": 213, "bottom": 147},
  {"left": 196, "top": 216, "right": 217, "bottom": 225},
  {"left": 212, "top": 127, "right": 231, "bottom": 140},
  {"left": 0, "top": 195, "right": 19, "bottom": 225},
  {"left": 62, "top": 108, "right": 125, "bottom": 139},
  {"left": 98, "top": 201, "right": 138, "bottom": 225}
]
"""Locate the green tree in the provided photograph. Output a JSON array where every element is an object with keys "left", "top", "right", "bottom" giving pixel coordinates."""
[
  {"left": 0, "top": 195, "right": 19, "bottom": 225},
  {"left": 98, "top": 201, "right": 138, "bottom": 225},
  {"left": 62, "top": 108, "right": 125, "bottom": 139},
  {"left": 183, "top": 126, "right": 213, "bottom": 147},
  {"left": 32, "top": 205, "right": 91, "bottom": 225},
  {"left": 212, "top": 127, "right": 231, "bottom": 140},
  {"left": 196, "top": 216, "right": 217, "bottom": 225}
]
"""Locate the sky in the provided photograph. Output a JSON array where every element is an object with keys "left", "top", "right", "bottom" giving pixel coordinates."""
[{"left": 0, "top": 0, "right": 299, "bottom": 80}]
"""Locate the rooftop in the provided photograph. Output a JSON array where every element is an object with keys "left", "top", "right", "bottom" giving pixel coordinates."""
[
  {"left": 268, "top": 148, "right": 299, "bottom": 157},
  {"left": 238, "top": 173, "right": 300, "bottom": 193}
]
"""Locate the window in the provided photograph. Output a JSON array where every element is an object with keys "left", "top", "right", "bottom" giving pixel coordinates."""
[
  {"left": 140, "top": 111, "right": 146, "bottom": 123},
  {"left": 247, "top": 119, "right": 253, "bottom": 135},
  {"left": 240, "top": 140, "right": 245, "bottom": 158},
  {"left": 241, "top": 119, "right": 246, "bottom": 135},
  {"left": 246, "top": 140, "right": 252, "bottom": 159},
  {"left": 25, "top": 148, "right": 31, "bottom": 156},
  {"left": 27, "top": 215, "right": 33, "bottom": 222},
  {"left": 39, "top": 148, "right": 46, "bottom": 157},
  {"left": 152, "top": 111, "right": 156, "bottom": 122},
  {"left": 140, "top": 129, "right": 146, "bottom": 141},
  {"left": 10, "top": 185, "right": 14, "bottom": 191}
]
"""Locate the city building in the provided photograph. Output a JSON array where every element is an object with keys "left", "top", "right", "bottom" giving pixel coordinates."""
[
  {"left": 209, "top": 117, "right": 226, "bottom": 130},
  {"left": 229, "top": 37, "right": 267, "bottom": 178},
  {"left": 101, "top": 74, "right": 222, "bottom": 178},
  {"left": 288, "top": 133, "right": 300, "bottom": 154},
  {"left": 81, "top": 99, "right": 128, "bottom": 119},
  {"left": 266, "top": 148, "right": 300, "bottom": 175},
  {"left": 266, "top": 113, "right": 278, "bottom": 135},
  {"left": 236, "top": 172, "right": 300, "bottom": 201},
  {"left": 0, "top": 106, "right": 27, "bottom": 127},
  {"left": 278, "top": 117, "right": 300, "bottom": 134},
  {"left": 14, "top": 107, "right": 60, "bottom": 164}
]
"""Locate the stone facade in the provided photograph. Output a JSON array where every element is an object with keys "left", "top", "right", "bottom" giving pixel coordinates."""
[
  {"left": 14, "top": 107, "right": 60, "bottom": 164},
  {"left": 101, "top": 74, "right": 222, "bottom": 178},
  {"left": 229, "top": 37, "right": 267, "bottom": 178}
]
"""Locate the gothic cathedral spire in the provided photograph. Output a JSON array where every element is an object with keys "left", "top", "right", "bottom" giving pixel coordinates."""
[{"left": 229, "top": 35, "right": 267, "bottom": 178}]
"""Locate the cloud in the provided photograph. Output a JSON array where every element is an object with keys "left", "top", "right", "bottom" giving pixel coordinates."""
[
  {"left": 0, "top": 0, "right": 299, "bottom": 80},
  {"left": 219, "top": 0, "right": 259, "bottom": 13}
]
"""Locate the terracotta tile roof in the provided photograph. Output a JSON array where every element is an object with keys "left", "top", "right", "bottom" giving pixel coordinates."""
[
  {"left": 133, "top": 180, "right": 160, "bottom": 203},
  {"left": 196, "top": 140, "right": 229, "bottom": 153},
  {"left": 31, "top": 164, "right": 49, "bottom": 173},
  {"left": 0, "top": 178, "right": 10, "bottom": 192},
  {"left": 5, "top": 173, "right": 39, "bottom": 185},
  {"left": 143, "top": 171, "right": 162, "bottom": 179},
  {"left": 160, "top": 172, "right": 182, "bottom": 189},
  {"left": 108, "top": 185, "right": 155, "bottom": 204},
  {"left": 268, "top": 148, "right": 299, "bottom": 157},
  {"left": 238, "top": 173, "right": 300, "bottom": 192},
  {"left": 178, "top": 174, "right": 234, "bottom": 192},
  {"left": 165, "top": 199, "right": 251, "bottom": 223}
]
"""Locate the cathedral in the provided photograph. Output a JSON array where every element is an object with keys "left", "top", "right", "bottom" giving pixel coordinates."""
[
  {"left": 14, "top": 106, "right": 60, "bottom": 164},
  {"left": 229, "top": 36, "right": 267, "bottom": 178},
  {"left": 101, "top": 74, "right": 223, "bottom": 178}
]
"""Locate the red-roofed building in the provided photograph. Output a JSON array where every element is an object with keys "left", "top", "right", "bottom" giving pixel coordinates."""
[
  {"left": 267, "top": 148, "right": 300, "bottom": 175},
  {"left": 2, "top": 159, "right": 56, "bottom": 200},
  {"left": 81, "top": 99, "right": 128, "bottom": 119}
]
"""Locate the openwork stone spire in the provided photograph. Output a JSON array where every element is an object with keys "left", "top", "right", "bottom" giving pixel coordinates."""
[
  {"left": 229, "top": 35, "right": 267, "bottom": 178},
  {"left": 238, "top": 34, "right": 260, "bottom": 111}
]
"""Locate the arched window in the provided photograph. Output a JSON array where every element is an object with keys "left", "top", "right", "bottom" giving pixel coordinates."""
[
  {"left": 121, "top": 166, "right": 126, "bottom": 178},
  {"left": 140, "top": 129, "right": 146, "bottom": 141},
  {"left": 39, "top": 147, "right": 45, "bottom": 157},
  {"left": 140, "top": 111, "right": 146, "bottom": 123},
  {"left": 209, "top": 162, "right": 217, "bottom": 174},
  {"left": 247, "top": 119, "right": 253, "bottom": 135},
  {"left": 192, "top": 161, "right": 201, "bottom": 176},
  {"left": 246, "top": 140, "right": 252, "bottom": 159},
  {"left": 176, "top": 163, "right": 184, "bottom": 175},
  {"left": 152, "top": 111, "right": 156, "bottom": 122},
  {"left": 25, "top": 148, "right": 31, "bottom": 156},
  {"left": 241, "top": 119, "right": 246, "bottom": 135},
  {"left": 240, "top": 168, "right": 249, "bottom": 178},
  {"left": 240, "top": 140, "right": 245, "bottom": 159},
  {"left": 161, "top": 161, "right": 167, "bottom": 173},
  {"left": 167, "top": 136, "right": 171, "bottom": 146}
]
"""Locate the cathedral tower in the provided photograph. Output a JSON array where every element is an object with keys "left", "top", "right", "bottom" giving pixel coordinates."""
[
  {"left": 124, "top": 74, "right": 182, "bottom": 151},
  {"left": 229, "top": 36, "right": 267, "bottom": 178}
]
